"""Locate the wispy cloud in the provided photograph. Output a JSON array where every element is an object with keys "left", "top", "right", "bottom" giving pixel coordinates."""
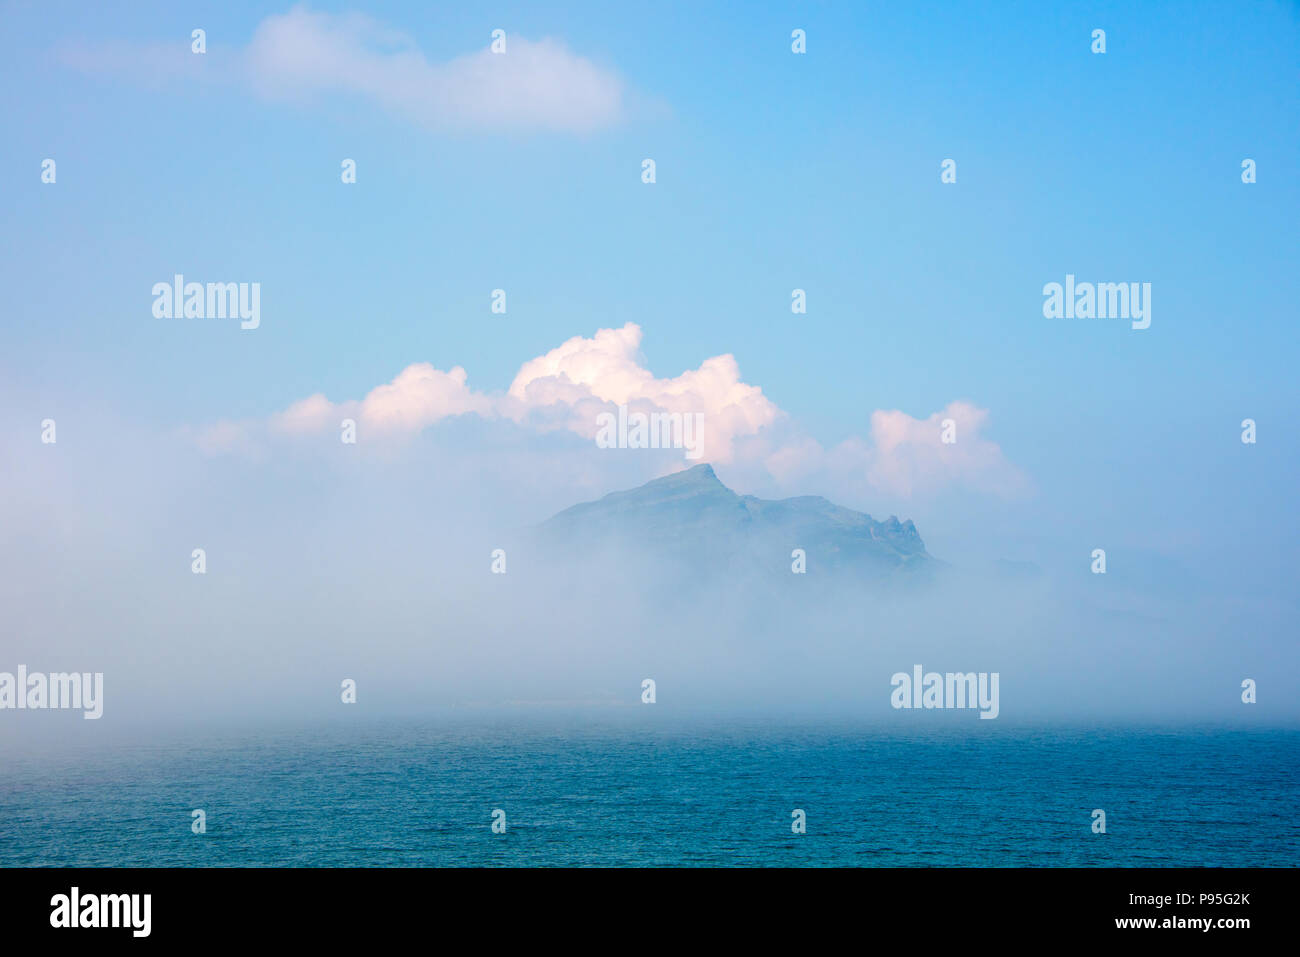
[
  {"left": 755, "top": 401, "right": 1031, "bottom": 500},
  {"left": 59, "top": 5, "right": 628, "bottom": 133}
]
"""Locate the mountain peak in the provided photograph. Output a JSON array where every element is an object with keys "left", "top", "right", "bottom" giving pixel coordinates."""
[
  {"left": 663, "top": 462, "right": 720, "bottom": 485},
  {"left": 539, "top": 465, "right": 932, "bottom": 577},
  {"left": 609, "top": 462, "right": 730, "bottom": 501}
]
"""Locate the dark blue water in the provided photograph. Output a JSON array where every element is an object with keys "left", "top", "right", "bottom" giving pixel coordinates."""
[{"left": 1, "top": 718, "right": 1296, "bottom": 866}]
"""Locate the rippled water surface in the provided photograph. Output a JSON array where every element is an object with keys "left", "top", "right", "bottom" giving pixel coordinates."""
[{"left": 2, "top": 719, "right": 1295, "bottom": 866}]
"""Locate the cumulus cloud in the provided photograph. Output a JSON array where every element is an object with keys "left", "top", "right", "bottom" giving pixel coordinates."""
[
  {"left": 865, "top": 401, "right": 1021, "bottom": 497},
  {"left": 270, "top": 364, "right": 491, "bottom": 438},
  {"left": 244, "top": 323, "right": 777, "bottom": 463},
  {"left": 194, "top": 323, "right": 1026, "bottom": 501},
  {"left": 737, "top": 400, "right": 1026, "bottom": 500},
  {"left": 60, "top": 5, "right": 626, "bottom": 133},
  {"left": 500, "top": 324, "right": 778, "bottom": 462}
]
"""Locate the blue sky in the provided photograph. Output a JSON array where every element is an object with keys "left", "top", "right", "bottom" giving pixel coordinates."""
[{"left": 2, "top": 2, "right": 1297, "bottom": 596}]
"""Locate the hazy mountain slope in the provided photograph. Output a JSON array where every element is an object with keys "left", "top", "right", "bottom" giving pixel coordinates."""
[{"left": 537, "top": 464, "right": 932, "bottom": 580}]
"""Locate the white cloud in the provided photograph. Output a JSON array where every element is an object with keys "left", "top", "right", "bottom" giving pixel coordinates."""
[
  {"left": 196, "top": 324, "right": 1026, "bottom": 501},
  {"left": 246, "top": 323, "right": 776, "bottom": 463},
  {"left": 501, "top": 323, "right": 779, "bottom": 462},
  {"left": 752, "top": 400, "right": 1028, "bottom": 500},
  {"left": 267, "top": 364, "right": 490, "bottom": 439},
  {"left": 62, "top": 6, "right": 627, "bottom": 133},
  {"left": 270, "top": 393, "right": 336, "bottom": 435},
  {"left": 865, "top": 401, "right": 1021, "bottom": 497}
]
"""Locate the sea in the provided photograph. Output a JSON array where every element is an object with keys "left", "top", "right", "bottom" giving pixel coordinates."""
[{"left": 1, "top": 716, "right": 1296, "bottom": 867}]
